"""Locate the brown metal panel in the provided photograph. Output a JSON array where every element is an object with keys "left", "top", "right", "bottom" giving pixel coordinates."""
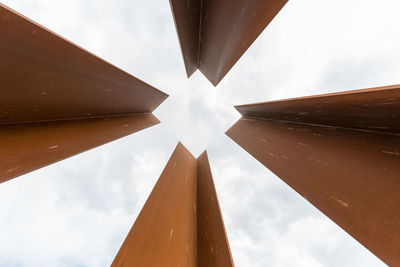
[
  {"left": 227, "top": 118, "right": 400, "bottom": 266},
  {"left": 0, "top": 4, "right": 168, "bottom": 125},
  {"left": 111, "top": 143, "right": 197, "bottom": 267},
  {"left": 111, "top": 144, "right": 235, "bottom": 266},
  {"left": 199, "top": 0, "right": 288, "bottom": 86},
  {"left": 197, "top": 151, "right": 234, "bottom": 267},
  {"left": 170, "top": 0, "right": 288, "bottom": 86},
  {"left": 236, "top": 84, "right": 400, "bottom": 135},
  {"left": 0, "top": 114, "right": 159, "bottom": 183},
  {"left": 169, "top": 0, "right": 202, "bottom": 77}
]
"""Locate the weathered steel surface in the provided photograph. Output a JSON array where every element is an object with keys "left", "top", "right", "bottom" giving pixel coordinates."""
[
  {"left": 0, "top": 114, "right": 159, "bottom": 183},
  {"left": 227, "top": 85, "right": 400, "bottom": 266},
  {"left": 0, "top": 4, "right": 168, "bottom": 125},
  {"left": 197, "top": 151, "right": 234, "bottom": 267},
  {"left": 169, "top": 0, "right": 201, "bottom": 77},
  {"left": 170, "top": 0, "right": 288, "bottom": 85},
  {"left": 112, "top": 143, "right": 198, "bottom": 267},
  {"left": 227, "top": 118, "right": 400, "bottom": 266},
  {"left": 112, "top": 143, "right": 234, "bottom": 266},
  {"left": 236, "top": 84, "right": 400, "bottom": 135},
  {"left": 198, "top": 0, "right": 288, "bottom": 86},
  {"left": 0, "top": 4, "right": 168, "bottom": 183}
]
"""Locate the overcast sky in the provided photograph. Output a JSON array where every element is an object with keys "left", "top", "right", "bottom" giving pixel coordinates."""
[{"left": 1, "top": 0, "right": 400, "bottom": 266}]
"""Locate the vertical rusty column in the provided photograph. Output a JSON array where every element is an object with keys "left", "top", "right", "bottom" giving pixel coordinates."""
[
  {"left": 226, "top": 84, "right": 400, "bottom": 266},
  {"left": 170, "top": 0, "right": 288, "bottom": 85},
  {"left": 112, "top": 143, "right": 234, "bottom": 267},
  {"left": 197, "top": 151, "right": 234, "bottom": 267},
  {"left": 0, "top": 4, "right": 168, "bottom": 183},
  {"left": 112, "top": 143, "right": 198, "bottom": 267}
]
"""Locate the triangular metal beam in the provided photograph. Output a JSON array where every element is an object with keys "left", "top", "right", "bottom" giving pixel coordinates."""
[
  {"left": 226, "top": 84, "right": 400, "bottom": 266},
  {"left": 0, "top": 4, "right": 168, "bottom": 183},
  {"left": 169, "top": 0, "right": 288, "bottom": 86},
  {"left": 111, "top": 143, "right": 234, "bottom": 267}
]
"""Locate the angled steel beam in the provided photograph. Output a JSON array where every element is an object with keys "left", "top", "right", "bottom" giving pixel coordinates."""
[
  {"left": 0, "top": 4, "right": 168, "bottom": 183},
  {"left": 197, "top": 151, "right": 234, "bottom": 267},
  {"left": 236, "top": 84, "right": 400, "bottom": 135},
  {"left": 0, "top": 114, "right": 159, "bottom": 183},
  {"left": 112, "top": 143, "right": 234, "bottom": 267},
  {"left": 226, "top": 84, "right": 400, "bottom": 266},
  {"left": 170, "top": 0, "right": 288, "bottom": 86},
  {"left": 0, "top": 4, "right": 168, "bottom": 125}
]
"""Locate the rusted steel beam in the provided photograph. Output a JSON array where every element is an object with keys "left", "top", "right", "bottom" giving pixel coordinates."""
[
  {"left": 169, "top": 0, "right": 201, "bottom": 77},
  {"left": 170, "top": 0, "right": 288, "bottom": 86},
  {"left": 112, "top": 143, "right": 197, "bottom": 267},
  {"left": 0, "top": 4, "right": 168, "bottom": 183},
  {"left": 0, "top": 4, "right": 168, "bottom": 125},
  {"left": 236, "top": 84, "right": 400, "bottom": 135},
  {"left": 226, "top": 85, "right": 400, "bottom": 266},
  {"left": 197, "top": 151, "right": 234, "bottom": 267},
  {"left": 112, "top": 143, "right": 234, "bottom": 267},
  {"left": 0, "top": 114, "right": 159, "bottom": 183}
]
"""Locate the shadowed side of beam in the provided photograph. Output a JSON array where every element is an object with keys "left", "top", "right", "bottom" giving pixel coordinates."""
[
  {"left": 197, "top": 151, "right": 234, "bottom": 267},
  {"left": 111, "top": 143, "right": 197, "bottom": 267},
  {"left": 0, "top": 114, "right": 159, "bottom": 183},
  {"left": 169, "top": 0, "right": 202, "bottom": 77},
  {"left": 236, "top": 84, "right": 400, "bottom": 135},
  {"left": 170, "top": 0, "right": 288, "bottom": 86},
  {"left": 226, "top": 118, "right": 400, "bottom": 266},
  {"left": 0, "top": 4, "right": 168, "bottom": 125}
]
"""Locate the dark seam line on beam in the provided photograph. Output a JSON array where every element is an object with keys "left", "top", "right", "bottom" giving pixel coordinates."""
[
  {"left": 240, "top": 115, "right": 400, "bottom": 137},
  {"left": 0, "top": 112, "right": 156, "bottom": 127},
  {"left": 197, "top": 0, "right": 204, "bottom": 67}
]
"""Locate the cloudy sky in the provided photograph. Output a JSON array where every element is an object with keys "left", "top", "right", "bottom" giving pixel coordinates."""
[{"left": 1, "top": 0, "right": 400, "bottom": 266}]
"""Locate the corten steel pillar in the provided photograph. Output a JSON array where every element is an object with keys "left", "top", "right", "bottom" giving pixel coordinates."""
[
  {"left": 170, "top": 0, "right": 288, "bottom": 86},
  {"left": 111, "top": 143, "right": 234, "bottom": 267},
  {"left": 0, "top": 4, "right": 168, "bottom": 183},
  {"left": 226, "top": 84, "right": 400, "bottom": 266}
]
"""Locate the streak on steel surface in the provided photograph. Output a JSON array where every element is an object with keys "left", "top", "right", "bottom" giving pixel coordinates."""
[
  {"left": 226, "top": 118, "right": 400, "bottom": 266},
  {"left": 0, "top": 114, "right": 159, "bottom": 183},
  {"left": 0, "top": 4, "right": 168, "bottom": 125},
  {"left": 197, "top": 151, "right": 234, "bottom": 267},
  {"left": 111, "top": 143, "right": 198, "bottom": 267},
  {"left": 236, "top": 84, "right": 400, "bottom": 135},
  {"left": 112, "top": 143, "right": 234, "bottom": 266},
  {"left": 170, "top": 0, "right": 288, "bottom": 86}
]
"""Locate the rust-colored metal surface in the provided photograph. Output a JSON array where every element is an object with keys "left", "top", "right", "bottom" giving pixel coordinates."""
[
  {"left": 226, "top": 85, "right": 400, "bottom": 266},
  {"left": 112, "top": 143, "right": 234, "bottom": 267},
  {"left": 197, "top": 151, "right": 234, "bottom": 267},
  {"left": 0, "top": 4, "right": 168, "bottom": 125},
  {"left": 236, "top": 84, "right": 400, "bottom": 135},
  {"left": 170, "top": 0, "right": 288, "bottom": 85},
  {"left": 0, "top": 3, "right": 168, "bottom": 183},
  {"left": 0, "top": 114, "right": 159, "bottom": 183},
  {"left": 169, "top": 0, "right": 201, "bottom": 77},
  {"left": 112, "top": 143, "right": 197, "bottom": 267}
]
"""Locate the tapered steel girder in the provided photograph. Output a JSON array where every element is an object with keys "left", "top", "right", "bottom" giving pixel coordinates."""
[
  {"left": 0, "top": 4, "right": 168, "bottom": 183},
  {"left": 226, "top": 84, "right": 400, "bottom": 266},
  {"left": 170, "top": 0, "right": 288, "bottom": 86},
  {"left": 0, "top": 114, "right": 159, "bottom": 183},
  {"left": 112, "top": 143, "right": 234, "bottom": 267}
]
